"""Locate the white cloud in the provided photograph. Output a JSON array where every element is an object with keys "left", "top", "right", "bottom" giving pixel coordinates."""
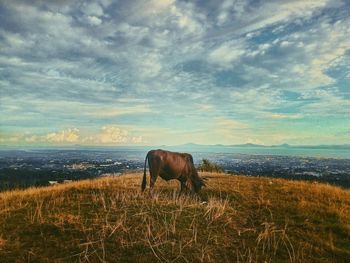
[
  {"left": 239, "top": 0, "right": 336, "bottom": 33},
  {"left": 24, "top": 135, "right": 39, "bottom": 143},
  {"left": 230, "top": 85, "right": 282, "bottom": 109},
  {"left": 1, "top": 31, "right": 26, "bottom": 47},
  {"left": 46, "top": 128, "right": 80, "bottom": 143},
  {"left": 276, "top": 17, "right": 350, "bottom": 88},
  {"left": 97, "top": 126, "right": 128, "bottom": 144},
  {"left": 300, "top": 88, "right": 350, "bottom": 116},
  {"left": 116, "top": 23, "right": 150, "bottom": 42},
  {"left": 280, "top": 41, "right": 291, "bottom": 48},
  {"left": 81, "top": 125, "right": 144, "bottom": 145},
  {"left": 99, "top": 0, "right": 113, "bottom": 8},
  {"left": 267, "top": 113, "right": 303, "bottom": 120},
  {"left": 127, "top": 0, "right": 207, "bottom": 40},
  {"left": 0, "top": 134, "right": 21, "bottom": 143},
  {"left": 169, "top": 3, "right": 205, "bottom": 35},
  {"left": 132, "top": 0, "right": 175, "bottom": 18},
  {"left": 87, "top": 16, "right": 102, "bottom": 26},
  {"left": 217, "top": 0, "right": 233, "bottom": 25},
  {"left": 83, "top": 105, "right": 151, "bottom": 118},
  {"left": 82, "top": 2, "right": 104, "bottom": 17},
  {"left": 208, "top": 41, "right": 246, "bottom": 67},
  {"left": 217, "top": 0, "right": 246, "bottom": 26},
  {"left": 131, "top": 136, "right": 143, "bottom": 144},
  {"left": 0, "top": 55, "right": 31, "bottom": 67},
  {"left": 0, "top": 125, "right": 147, "bottom": 145},
  {"left": 112, "top": 49, "right": 163, "bottom": 80}
]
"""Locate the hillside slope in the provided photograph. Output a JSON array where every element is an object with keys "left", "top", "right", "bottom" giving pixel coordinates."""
[{"left": 0, "top": 172, "right": 349, "bottom": 262}]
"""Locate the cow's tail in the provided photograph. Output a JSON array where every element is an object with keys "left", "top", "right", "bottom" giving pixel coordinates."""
[{"left": 141, "top": 152, "right": 148, "bottom": 192}]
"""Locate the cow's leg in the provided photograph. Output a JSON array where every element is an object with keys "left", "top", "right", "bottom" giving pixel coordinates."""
[
  {"left": 147, "top": 156, "right": 156, "bottom": 194},
  {"left": 149, "top": 158, "right": 161, "bottom": 196},
  {"left": 150, "top": 173, "right": 158, "bottom": 195},
  {"left": 180, "top": 180, "right": 186, "bottom": 194},
  {"left": 179, "top": 178, "right": 191, "bottom": 197}
]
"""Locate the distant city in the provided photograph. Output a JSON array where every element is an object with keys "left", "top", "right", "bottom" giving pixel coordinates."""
[{"left": 0, "top": 148, "right": 349, "bottom": 191}]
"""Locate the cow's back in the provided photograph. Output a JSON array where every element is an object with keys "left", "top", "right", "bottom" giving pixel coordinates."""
[{"left": 148, "top": 149, "right": 191, "bottom": 178}]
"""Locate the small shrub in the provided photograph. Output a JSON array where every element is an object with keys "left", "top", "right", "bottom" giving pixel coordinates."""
[{"left": 197, "top": 159, "right": 224, "bottom": 173}]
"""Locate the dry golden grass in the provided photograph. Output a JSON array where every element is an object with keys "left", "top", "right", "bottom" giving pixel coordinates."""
[{"left": 0, "top": 172, "right": 349, "bottom": 262}]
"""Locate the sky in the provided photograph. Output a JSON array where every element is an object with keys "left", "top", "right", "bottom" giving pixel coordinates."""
[{"left": 0, "top": 0, "right": 349, "bottom": 146}]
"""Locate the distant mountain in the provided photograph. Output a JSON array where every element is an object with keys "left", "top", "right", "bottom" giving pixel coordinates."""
[
  {"left": 176, "top": 143, "right": 350, "bottom": 149},
  {"left": 230, "top": 143, "right": 267, "bottom": 148},
  {"left": 176, "top": 143, "right": 265, "bottom": 148},
  {"left": 171, "top": 143, "right": 287, "bottom": 149},
  {"left": 292, "top": 144, "right": 350, "bottom": 150},
  {"left": 274, "top": 143, "right": 291, "bottom": 148}
]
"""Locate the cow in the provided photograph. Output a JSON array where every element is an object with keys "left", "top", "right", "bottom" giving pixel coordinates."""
[{"left": 141, "top": 149, "right": 206, "bottom": 194}]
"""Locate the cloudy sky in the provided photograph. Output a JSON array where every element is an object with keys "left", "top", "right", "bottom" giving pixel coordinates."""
[{"left": 1, "top": 0, "right": 349, "bottom": 146}]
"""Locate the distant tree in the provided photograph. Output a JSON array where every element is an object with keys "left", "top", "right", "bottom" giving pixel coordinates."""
[{"left": 197, "top": 159, "right": 224, "bottom": 173}]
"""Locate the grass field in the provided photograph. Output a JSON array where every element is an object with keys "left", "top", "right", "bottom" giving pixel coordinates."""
[{"left": 0, "top": 172, "right": 350, "bottom": 262}]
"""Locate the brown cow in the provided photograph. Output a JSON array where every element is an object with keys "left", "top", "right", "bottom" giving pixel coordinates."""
[{"left": 141, "top": 149, "right": 206, "bottom": 194}]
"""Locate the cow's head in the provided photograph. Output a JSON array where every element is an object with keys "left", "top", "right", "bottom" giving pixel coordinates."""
[
  {"left": 191, "top": 173, "right": 206, "bottom": 193},
  {"left": 193, "top": 178, "right": 205, "bottom": 193}
]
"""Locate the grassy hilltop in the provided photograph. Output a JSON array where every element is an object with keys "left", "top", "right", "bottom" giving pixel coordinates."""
[{"left": 0, "top": 172, "right": 350, "bottom": 263}]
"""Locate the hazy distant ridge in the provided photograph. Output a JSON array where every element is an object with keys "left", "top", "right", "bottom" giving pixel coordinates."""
[{"left": 176, "top": 143, "right": 350, "bottom": 150}]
